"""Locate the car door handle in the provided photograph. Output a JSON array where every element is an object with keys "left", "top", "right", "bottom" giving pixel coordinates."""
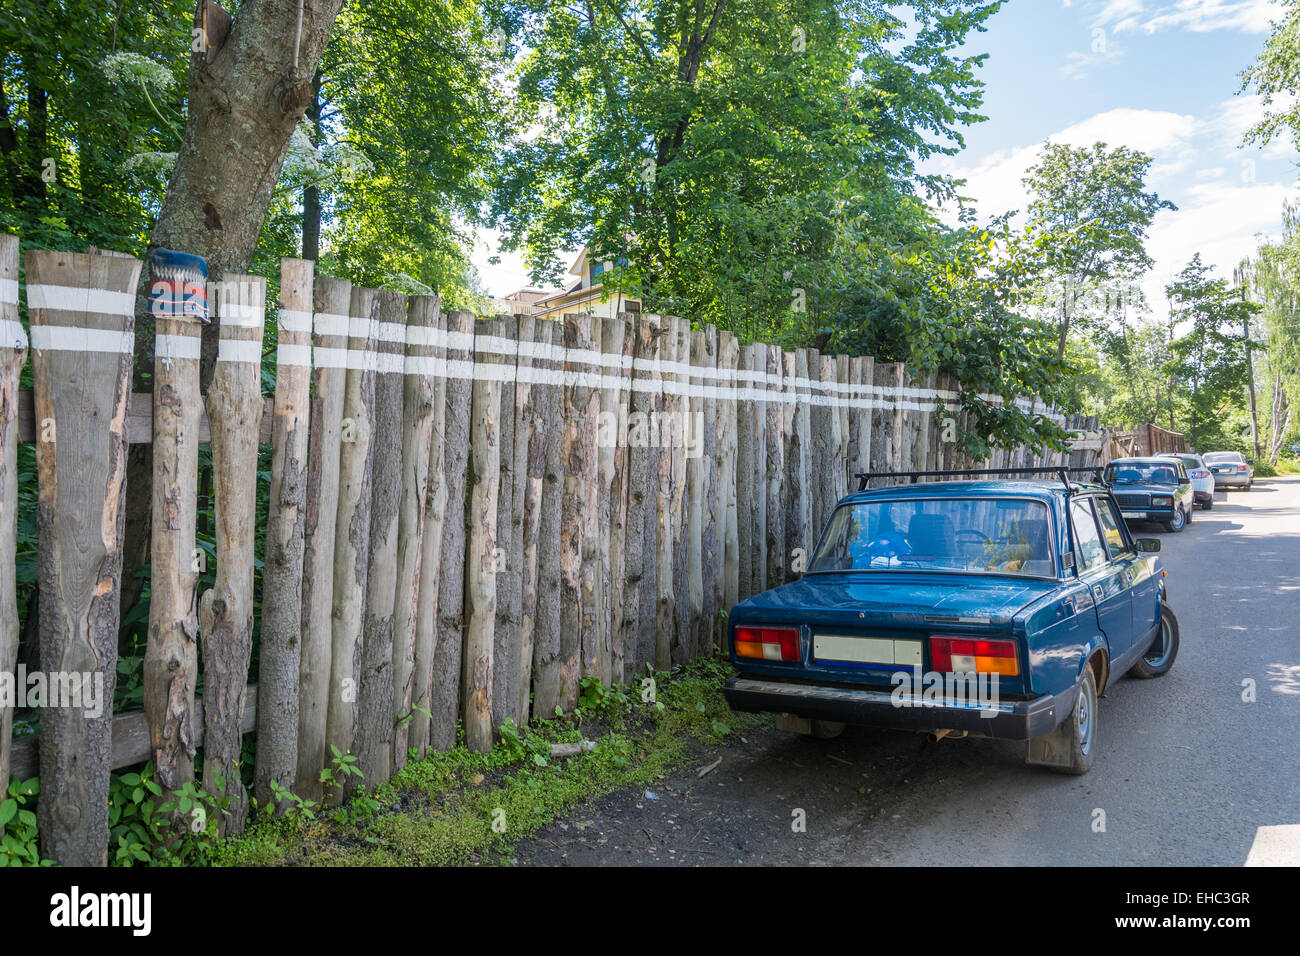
[{"left": 1093, "top": 584, "right": 1105, "bottom": 601}]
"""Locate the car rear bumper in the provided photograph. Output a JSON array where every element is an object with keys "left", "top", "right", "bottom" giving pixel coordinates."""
[
  {"left": 723, "top": 675, "right": 1070, "bottom": 740},
  {"left": 1193, "top": 490, "right": 1213, "bottom": 505},
  {"left": 1212, "top": 473, "right": 1251, "bottom": 487}
]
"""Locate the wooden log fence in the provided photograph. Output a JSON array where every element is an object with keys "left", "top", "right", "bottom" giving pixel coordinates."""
[{"left": 0, "top": 235, "right": 1098, "bottom": 864}]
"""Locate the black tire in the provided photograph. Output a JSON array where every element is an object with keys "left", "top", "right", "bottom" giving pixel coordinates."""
[
  {"left": 808, "top": 720, "right": 844, "bottom": 740},
  {"left": 1049, "top": 668, "right": 1097, "bottom": 776},
  {"left": 1185, "top": 503, "right": 1192, "bottom": 523},
  {"left": 1202, "top": 497, "right": 1213, "bottom": 511},
  {"left": 1128, "top": 603, "right": 1180, "bottom": 679},
  {"left": 1161, "top": 506, "right": 1186, "bottom": 533}
]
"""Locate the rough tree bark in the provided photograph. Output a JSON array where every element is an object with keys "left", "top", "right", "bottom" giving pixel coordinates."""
[{"left": 0, "top": 235, "right": 24, "bottom": 793}]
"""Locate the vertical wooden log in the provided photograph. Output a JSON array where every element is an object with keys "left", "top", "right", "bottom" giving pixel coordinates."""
[
  {"left": 765, "top": 345, "right": 785, "bottom": 589},
  {"left": 255, "top": 257, "right": 314, "bottom": 807},
  {"left": 851, "top": 357, "right": 874, "bottom": 482},
  {"left": 655, "top": 318, "right": 677, "bottom": 667},
  {"left": 326, "top": 287, "right": 377, "bottom": 781},
  {"left": 685, "top": 328, "right": 706, "bottom": 659},
  {"left": 354, "top": 290, "right": 407, "bottom": 787},
  {"left": 530, "top": 319, "right": 564, "bottom": 716},
  {"left": 735, "top": 344, "right": 754, "bottom": 602},
  {"left": 717, "top": 332, "right": 740, "bottom": 628},
  {"left": 787, "top": 349, "right": 812, "bottom": 576},
  {"left": 835, "top": 354, "right": 850, "bottom": 502},
  {"left": 518, "top": 318, "right": 555, "bottom": 723},
  {"left": 890, "top": 363, "right": 906, "bottom": 474},
  {"left": 295, "top": 276, "right": 351, "bottom": 800},
  {"left": 601, "top": 315, "right": 629, "bottom": 684},
  {"left": 408, "top": 301, "right": 447, "bottom": 757},
  {"left": 27, "top": 248, "right": 138, "bottom": 864},
  {"left": 811, "top": 352, "right": 835, "bottom": 531},
  {"left": 698, "top": 325, "right": 718, "bottom": 659},
  {"left": 430, "top": 310, "right": 474, "bottom": 751},
  {"left": 0, "top": 235, "right": 24, "bottom": 793},
  {"left": 201, "top": 273, "right": 266, "bottom": 834},
  {"left": 141, "top": 249, "right": 204, "bottom": 804},
  {"left": 491, "top": 317, "right": 520, "bottom": 734},
  {"left": 670, "top": 317, "right": 691, "bottom": 662},
  {"left": 624, "top": 316, "right": 658, "bottom": 678},
  {"left": 392, "top": 295, "right": 440, "bottom": 769},
  {"left": 506, "top": 314, "right": 536, "bottom": 726},
  {"left": 560, "top": 315, "right": 597, "bottom": 705},
  {"left": 748, "top": 342, "right": 768, "bottom": 597},
  {"left": 464, "top": 318, "right": 502, "bottom": 753}
]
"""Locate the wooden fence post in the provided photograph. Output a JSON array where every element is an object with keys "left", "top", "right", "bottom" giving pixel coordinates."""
[
  {"left": 326, "top": 287, "right": 377, "bottom": 786},
  {"left": 143, "top": 248, "right": 206, "bottom": 801},
  {"left": 765, "top": 345, "right": 785, "bottom": 588},
  {"left": 27, "top": 247, "right": 139, "bottom": 864},
  {"left": 464, "top": 317, "right": 503, "bottom": 753},
  {"left": 670, "top": 317, "right": 691, "bottom": 663},
  {"left": 560, "top": 314, "right": 597, "bottom": 705},
  {"left": 685, "top": 328, "right": 706, "bottom": 660},
  {"left": 530, "top": 319, "right": 564, "bottom": 715},
  {"left": 655, "top": 316, "right": 677, "bottom": 667},
  {"left": 0, "top": 235, "right": 23, "bottom": 793},
  {"left": 518, "top": 318, "right": 555, "bottom": 723},
  {"left": 717, "top": 331, "right": 740, "bottom": 630},
  {"left": 735, "top": 344, "right": 754, "bottom": 602},
  {"left": 295, "top": 275, "right": 351, "bottom": 801},
  {"left": 491, "top": 317, "right": 520, "bottom": 734},
  {"left": 201, "top": 272, "right": 266, "bottom": 835},
  {"left": 697, "top": 325, "right": 718, "bottom": 659},
  {"left": 430, "top": 310, "right": 475, "bottom": 751},
  {"left": 393, "top": 294, "right": 441, "bottom": 768},
  {"left": 600, "top": 315, "right": 627, "bottom": 684},
  {"left": 355, "top": 289, "right": 407, "bottom": 786},
  {"left": 788, "top": 349, "right": 812, "bottom": 573},
  {"left": 624, "top": 316, "right": 658, "bottom": 678},
  {"left": 608, "top": 313, "right": 635, "bottom": 683},
  {"left": 255, "top": 257, "right": 313, "bottom": 808}
]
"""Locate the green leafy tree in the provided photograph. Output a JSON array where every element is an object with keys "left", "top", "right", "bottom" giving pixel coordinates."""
[{"left": 1021, "top": 142, "right": 1175, "bottom": 359}]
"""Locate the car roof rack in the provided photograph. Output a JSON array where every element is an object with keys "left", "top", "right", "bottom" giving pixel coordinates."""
[{"left": 855, "top": 465, "right": 1105, "bottom": 493}]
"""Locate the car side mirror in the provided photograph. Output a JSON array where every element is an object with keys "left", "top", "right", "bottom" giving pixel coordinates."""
[
  {"left": 1247, "top": 459, "right": 1255, "bottom": 465},
  {"left": 1135, "top": 538, "right": 1161, "bottom": 553}
]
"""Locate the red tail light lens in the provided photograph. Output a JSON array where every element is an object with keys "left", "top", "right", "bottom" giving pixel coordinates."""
[
  {"left": 929, "top": 636, "right": 1019, "bottom": 676},
  {"left": 1238, "top": 464, "right": 1248, "bottom": 472},
  {"left": 734, "top": 626, "right": 801, "bottom": 662}
]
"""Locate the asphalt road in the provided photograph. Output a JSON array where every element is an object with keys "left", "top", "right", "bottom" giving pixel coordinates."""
[{"left": 516, "top": 477, "right": 1300, "bottom": 866}]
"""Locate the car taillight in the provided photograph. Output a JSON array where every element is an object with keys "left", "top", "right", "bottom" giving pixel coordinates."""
[
  {"left": 1192, "top": 469, "right": 1208, "bottom": 478},
  {"left": 1238, "top": 464, "right": 1248, "bottom": 472},
  {"left": 929, "top": 636, "right": 1019, "bottom": 676},
  {"left": 734, "top": 626, "right": 801, "bottom": 662}
]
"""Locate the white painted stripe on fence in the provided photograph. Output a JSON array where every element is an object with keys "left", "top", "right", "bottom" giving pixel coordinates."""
[
  {"left": 405, "top": 325, "right": 448, "bottom": 348},
  {"left": 376, "top": 351, "right": 405, "bottom": 374},
  {"left": 217, "top": 338, "right": 263, "bottom": 364},
  {"left": 404, "top": 355, "right": 447, "bottom": 376},
  {"left": 30, "top": 324, "right": 133, "bottom": 354},
  {"left": 314, "top": 312, "right": 350, "bottom": 338},
  {"left": 376, "top": 321, "right": 406, "bottom": 344},
  {"left": 348, "top": 316, "right": 374, "bottom": 340},
  {"left": 0, "top": 278, "right": 18, "bottom": 305},
  {"left": 0, "top": 317, "right": 28, "bottom": 349},
  {"left": 277, "top": 309, "right": 312, "bottom": 333},
  {"left": 276, "top": 343, "right": 312, "bottom": 367},
  {"left": 218, "top": 302, "right": 264, "bottom": 327},
  {"left": 156, "top": 333, "right": 200, "bottom": 360},
  {"left": 28, "top": 284, "right": 135, "bottom": 317},
  {"left": 313, "top": 347, "right": 348, "bottom": 369}
]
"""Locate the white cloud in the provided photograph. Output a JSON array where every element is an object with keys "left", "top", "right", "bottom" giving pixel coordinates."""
[{"left": 1101, "top": 0, "right": 1280, "bottom": 35}]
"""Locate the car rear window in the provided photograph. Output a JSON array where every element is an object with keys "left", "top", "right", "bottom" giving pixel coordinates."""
[
  {"left": 1203, "top": 452, "right": 1243, "bottom": 463},
  {"left": 808, "top": 497, "right": 1055, "bottom": 577},
  {"left": 1105, "top": 462, "right": 1178, "bottom": 484}
]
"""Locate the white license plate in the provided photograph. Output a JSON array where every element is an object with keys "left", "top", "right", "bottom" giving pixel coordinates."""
[
  {"left": 814, "top": 634, "right": 922, "bottom": 666},
  {"left": 1121, "top": 511, "right": 1144, "bottom": 519}
]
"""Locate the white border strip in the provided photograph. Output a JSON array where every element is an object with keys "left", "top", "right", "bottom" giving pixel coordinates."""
[
  {"left": 30, "top": 325, "right": 133, "bottom": 354},
  {"left": 0, "top": 317, "right": 27, "bottom": 349},
  {"left": 0, "top": 278, "right": 18, "bottom": 305},
  {"left": 28, "top": 284, "right": 135, "bottom": 317},
  {"left": 277, "top": 309, "right": 312, "bottom": 333},
  {"left": 156, "top": 333, "right": 200, "bottom": 361},
  {"left": 217, "top": 338, "right": 263, "bottom": 364}
]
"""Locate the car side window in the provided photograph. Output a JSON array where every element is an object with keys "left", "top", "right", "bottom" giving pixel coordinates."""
[
  {"left": 1093, "top": 497, "right": 1129, "bottom": 557},
  {"left": 1070, "top": 499, "right": 1108, "bottom": 572}
]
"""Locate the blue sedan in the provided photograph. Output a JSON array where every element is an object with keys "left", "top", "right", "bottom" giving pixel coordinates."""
[{"left": 723, "top": 472, "right": 1180, "bottom": 774}]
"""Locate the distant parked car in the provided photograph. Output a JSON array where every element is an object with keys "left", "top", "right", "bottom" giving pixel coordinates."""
[
  {"left": 1158, "top": 453, "right": 1214, "bottom": 510},
  {"left": 1103, "top": 457, "right": 1195, "bottom": 533},
  {"left": 1202, "top": 451, "right": 1254, "bottom": 491}
]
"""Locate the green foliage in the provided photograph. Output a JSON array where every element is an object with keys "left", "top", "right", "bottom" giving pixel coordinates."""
[
  {"left": 0, "top": 777, "right": 49, "bottom": 866},
  {"left": 1241, "top": 0, "right": 1300, "bottom": 151}
]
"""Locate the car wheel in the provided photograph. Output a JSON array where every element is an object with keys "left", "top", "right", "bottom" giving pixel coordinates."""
[
  {"left": 1203, "top": 497, "right": 1213, "bottom": 511},
  {"left": 1128, "top": 603, "right": 1180, "bottom": 679},
  {"left": 1162, "top": 507, "right": 1186, "bottom": 533},
  {"left": 1185, "top": 503, "right": 1193, "bottom": 523},
  {"left": 1049, "top": 668, "right": 1097, "bottom": 776}
]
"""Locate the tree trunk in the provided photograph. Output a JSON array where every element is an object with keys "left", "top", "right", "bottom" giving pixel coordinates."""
[{"left": 0, "top": 235, "right": 25, "bottom": 792}]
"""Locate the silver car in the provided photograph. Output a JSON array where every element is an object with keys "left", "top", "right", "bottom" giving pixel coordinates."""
[
  {"left": 1202, "top": 451, "right": 1254, "bottom": 490},
  {"left": 1160, "top": 453, "right": 1215, "bottom": 509}
]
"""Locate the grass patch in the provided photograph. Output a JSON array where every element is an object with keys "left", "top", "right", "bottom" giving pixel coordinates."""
[{"left": 212, "top": 658, "right": 766, "bottom": 867}]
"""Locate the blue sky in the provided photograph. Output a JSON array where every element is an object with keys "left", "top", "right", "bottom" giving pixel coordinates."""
[{"left": 472, "top": 0, "right": 1299, "bottom": 313}]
